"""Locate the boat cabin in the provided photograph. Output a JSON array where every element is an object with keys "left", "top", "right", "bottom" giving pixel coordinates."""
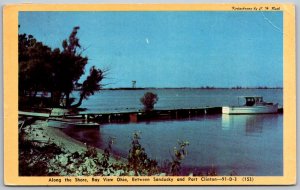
[
  {"left": 223, "top": 96, "right": 278, "bottom": 114},
  {"left": 239, "top": 96, "right": 265, "bottom": 106}
]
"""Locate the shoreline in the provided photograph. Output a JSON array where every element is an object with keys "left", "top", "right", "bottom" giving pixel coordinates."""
[{"left": 23, "top": 119, "right": 124, "bottom": 162}]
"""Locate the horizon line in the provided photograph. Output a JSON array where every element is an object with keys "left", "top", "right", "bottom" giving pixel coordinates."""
[{"left": 102, "top": 86, "right": 283, "bottom": 89}]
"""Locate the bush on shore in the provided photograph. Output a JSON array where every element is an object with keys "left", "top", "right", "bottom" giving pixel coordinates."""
[
  {"left": 19, "top": 127, "right": 230, "bottom": 176},
  {"left": 19, "top": 126, "right": 189, "bottom": 176}
]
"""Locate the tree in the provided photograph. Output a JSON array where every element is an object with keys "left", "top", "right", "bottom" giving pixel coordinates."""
[
  {"left": 140, "top": 92, "right": 159, "bottom": 111},
  {"left": 57, "top": 26, "right": 89, "bottom": 107},
  {"left": 18, "top": 34, "right": 53, "bottom": 99},
  {"left": 18, "top": 26, "right": 105, "bottom": 108},
  {"left": 71, "top": 66, "right": 104, "bottom": 108}
]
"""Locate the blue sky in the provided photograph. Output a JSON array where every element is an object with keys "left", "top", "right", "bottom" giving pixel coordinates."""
[{"left": 19, "top": 11, "right": 283, "bottom": 88}]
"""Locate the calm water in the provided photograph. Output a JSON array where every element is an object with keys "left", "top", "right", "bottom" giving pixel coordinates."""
[
  {"left": 77, "top": 88, "right": 283, "bottom": 113},
  {"left": 64, "top": 89, "right": 283, "bottom": 176}
]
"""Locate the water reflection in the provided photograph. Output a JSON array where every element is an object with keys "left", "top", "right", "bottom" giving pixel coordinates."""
[
  {"left": 62, "top": 126, "right": 104, "bottom": 147},
  {"left": 245, "top": 116, "right": 263, "bottom": 135},
  {"left": 61, "top": 114, "right": 283, "bottom": 176},
  {"left": 221, "top": 114, "right": 278, "bottom": 136}
]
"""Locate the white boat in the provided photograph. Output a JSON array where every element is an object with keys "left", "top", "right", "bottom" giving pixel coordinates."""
[{"left": 222, "top": 96, "right": 278, "bottom": 114}]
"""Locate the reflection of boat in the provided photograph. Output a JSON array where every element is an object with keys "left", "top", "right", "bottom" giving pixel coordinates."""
[
  {"left": 221, "top": 114, "right": 264, "bottom": 136},
  {"left": 47, "top": 117, "right": 100, "bottom": 129},
  {"left": 222, "top": 96, "right": 278, "bottom": 114}
]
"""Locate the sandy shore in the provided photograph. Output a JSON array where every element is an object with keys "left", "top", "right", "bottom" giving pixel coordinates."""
[
  {"left": 21, "top": 119, "right": 167, "bottom": 176},
  {"left": 23, "top": 119, "right": 111, "bottom": 156},
  {"left": 20, "top": 119, "right": 132, "bottom": 176}
]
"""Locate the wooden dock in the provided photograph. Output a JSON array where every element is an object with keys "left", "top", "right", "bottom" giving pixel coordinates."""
[
  {"left": 63, "top": 107, "right": 223, "bottom": 124},
  {"left": 19, "top": 106, "right": 283, "bottom": 125}
]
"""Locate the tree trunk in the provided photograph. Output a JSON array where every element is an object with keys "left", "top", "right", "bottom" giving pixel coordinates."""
[
  {"left": 71, "top": 93, "right": 84, "bottom": 108},
  {"left": 51, "top": 91, "right": 62, "bottom": 107},
  {"left": 65, "top": 93, "right": 70, "bottom": 108}
]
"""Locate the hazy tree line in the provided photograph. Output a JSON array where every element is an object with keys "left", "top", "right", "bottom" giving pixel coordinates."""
[{"left": 19, "top": 26, "right": 104, "bottom": 108}]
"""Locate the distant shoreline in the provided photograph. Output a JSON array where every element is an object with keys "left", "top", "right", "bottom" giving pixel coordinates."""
[{"left": 101, "top": 87, "right": 283, "bottom": 90}]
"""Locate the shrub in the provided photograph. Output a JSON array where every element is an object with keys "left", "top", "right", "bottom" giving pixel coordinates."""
[
  {"left": 127, "top": 132, "right": 158, "bottom": 175},
  {"left": 140, "top": 92, "right": 158, "bottom": 111},
  {"left": 170, "top": 140, "right": 189, "bottom": 175}
]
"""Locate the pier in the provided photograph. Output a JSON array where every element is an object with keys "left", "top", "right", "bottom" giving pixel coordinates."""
[
  {"left": 72, "top": 107, "right": 222, "bottom": 124},
  {"left": 19, "top": 106, "right": 283, "bottom": 125}
]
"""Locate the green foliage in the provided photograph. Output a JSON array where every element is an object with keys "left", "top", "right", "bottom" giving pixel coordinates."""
[
  {"left": 20, "top": 125, "right": 233, "bottom": 176},
  {"left": 72, "top": 66, "right": 104, "bottom": 108},
  {"left": 19, "top": 130, "right": 63, "bottom": 176},
  {"left": 170, "top": 140, "right": 189, "bottom": 175},
  {"left": 18, "top": 34, "right": 53, "bottom": 98},
  {"left": 85, "top": 145, "right": 98, "bottom": 158},
  {"left": 127, "top": 132, "right": 158, "bottom": 175},
  {"left": 18, "top": 26, "right": 104, "bottom": 108},
  {"left": 56, "top": 26, "right": 89, "bottom": 107},
  {"left": 140, "top": 92, "right": 159, "bottom": 111}
]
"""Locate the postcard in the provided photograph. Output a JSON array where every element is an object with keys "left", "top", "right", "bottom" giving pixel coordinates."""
[{"left": 3, "top": 3, "right": 296, "bottom": 186}]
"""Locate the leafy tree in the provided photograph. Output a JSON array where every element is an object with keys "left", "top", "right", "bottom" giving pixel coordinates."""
[
  {"left": 72, "top": 66, "right": 104, "bottom": 108},
  {"left": 57, "top": 26, "right": 89, "bottom": 107},
  {"left": 140, "top": 92, "right": 159, "bottom": 111},
  {"left": 18, "top": 26, "right": 105, "bottom": 108},
  {"left": 18, "top": 34, "right": 53, "bottom": 99}
]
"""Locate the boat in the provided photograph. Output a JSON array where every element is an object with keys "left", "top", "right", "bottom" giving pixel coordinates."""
[
  {"left": 47, "top": 116, "right": 100, "bottom": 129},
  {"left": 222, "top": 96, "right": 278, "bottom": 114}
]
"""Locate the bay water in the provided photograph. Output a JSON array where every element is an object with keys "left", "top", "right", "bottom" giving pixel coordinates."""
[{"left": 63, "top": 89, "right": 283, "bottom": 176}]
